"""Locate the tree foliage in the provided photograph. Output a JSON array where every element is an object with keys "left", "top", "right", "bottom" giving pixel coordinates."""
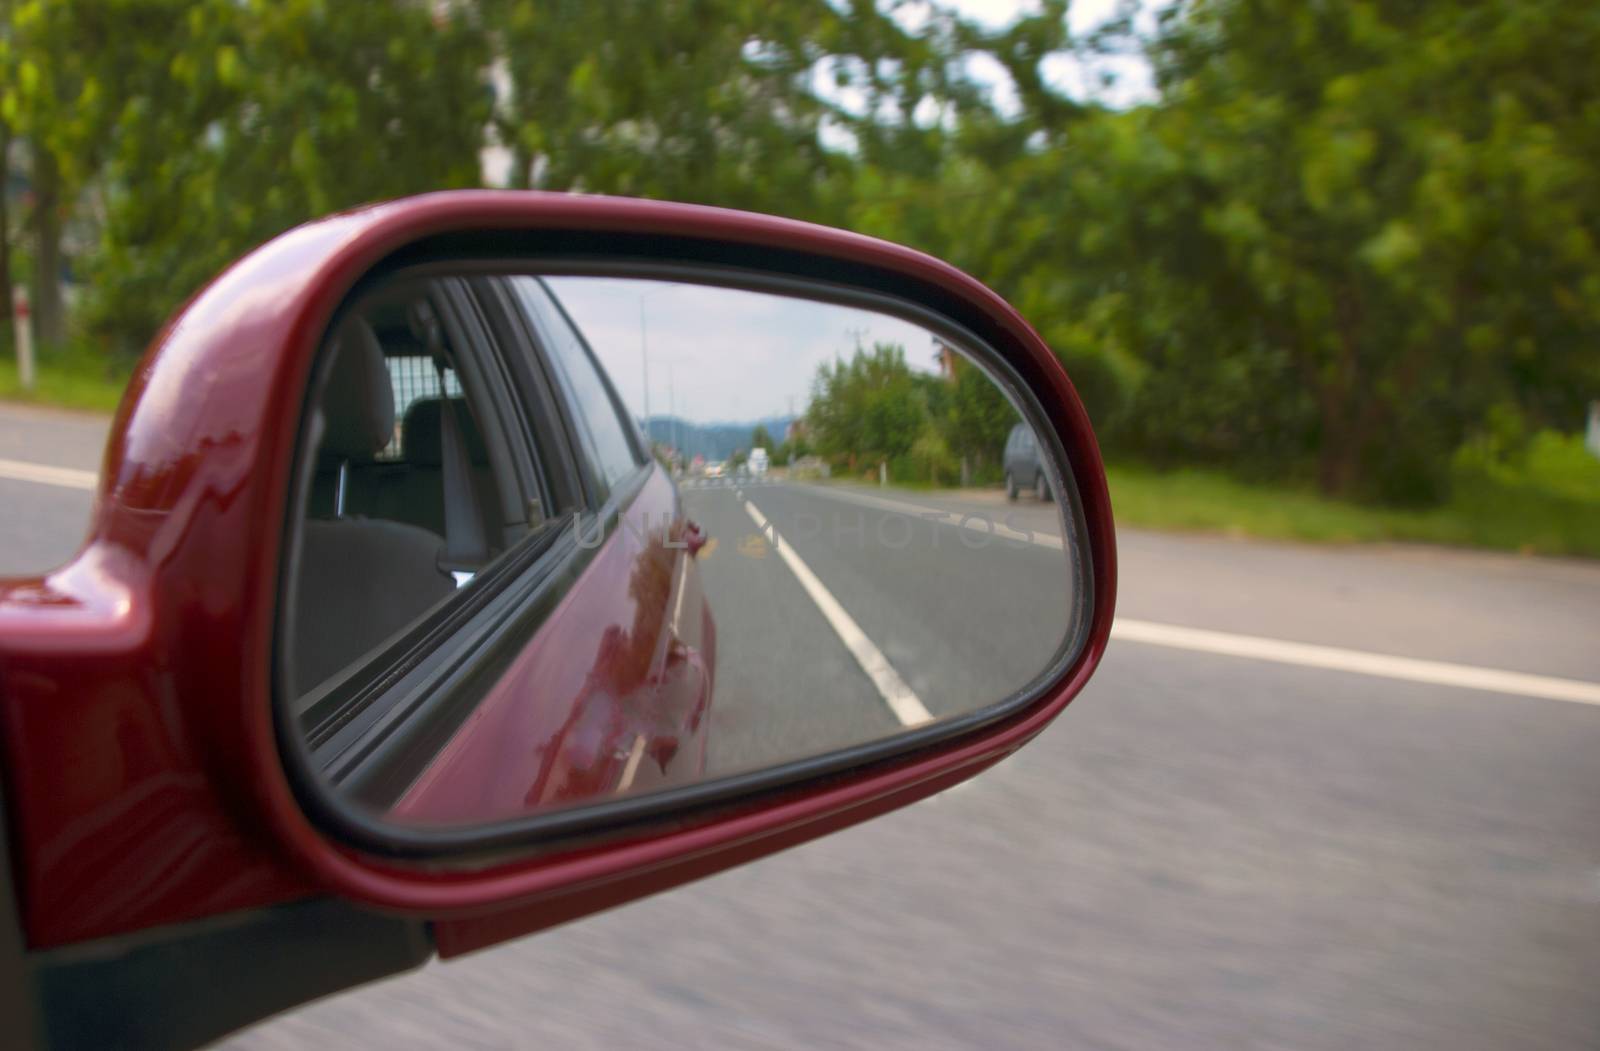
[
  {"left": 481, "top": 0, "right": 866, "bottom": 220},
  {"left": 943, "top": 351, "right": 1017, "bottom": 473},
  {"left": 804, "top": 340, "right": 1015, "bottom": 484},
  {"left": 82, "top": 0, "right": 491, "bottom": 351},
  {"left": 807, "top": 342, "right": 922, "bottom": 471},
  {"left": 2, "top": 0, "right": 1596, "bottom": 505},
  {"left": 1135, "top": 0, "right": 1600, "bottom": 501}
]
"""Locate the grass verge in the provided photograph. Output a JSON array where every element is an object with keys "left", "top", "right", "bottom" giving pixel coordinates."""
[
  {"left": 0, "top": 352, "right": 131, "bottom": 415},
  {"left": 1107, "top": 435, "right": 1600, "bottom": 559}
]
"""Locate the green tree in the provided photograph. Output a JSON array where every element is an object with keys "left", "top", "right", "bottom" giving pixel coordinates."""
[
  {"left": 943, "top": 351, "right": 1019, "bottom": 476},
  {"left": 481, "top": 0, "right": 900, "bottom": 222},
  {"left": 0, "top": 111, "right": 11, "bottom": 344},
  {"left": 0, "top": 0, "right": 12, "bottom": 341},
  {"left": 0, "top": 0, "right": 192, "bottom": 347},
  {"left": 750, "top": 423, "right": 774, "bottom": 451},
  {"left": 805, "top": 342, "right": 924, "bottom": 472},
  {"left": 3, "top": 0, "right": 1593, "bottom": 515},
  {"left": 856, "top": 0, "right": 1600, "bottom": 505},
  {"left": 907, "top": 418, "right": 957, "bottom": 485},
  {"left": 1132, "top": 0, "right": 1600, "bottom": 501},
  {"left": 83, "top": 0, "right": 491, "bottom": 353}
]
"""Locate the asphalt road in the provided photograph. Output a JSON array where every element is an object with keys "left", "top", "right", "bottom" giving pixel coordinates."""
[
  {"left": 680, "top": 476, "right": 1076, "bottom": 777},
  {"left": 0, "top": 404, "right": 107, "bottom": 576},
  {"left": 2, "top": 404, "right": 1598, "bottom": 1050}
]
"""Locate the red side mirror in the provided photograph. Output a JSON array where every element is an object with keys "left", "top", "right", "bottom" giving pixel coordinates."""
[{"left": 0, "top": 192, "right": 1115, "bottom": 1049}]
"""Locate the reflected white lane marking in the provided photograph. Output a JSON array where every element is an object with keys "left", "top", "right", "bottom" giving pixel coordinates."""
[
  {"left": 669, "top": 547, "right": 690, "bottom": 636},
  {"left": 0, "top": 457, "right": 97, "bottom": 491},
  {"left": 1113, "top": 618, "right": 1600, "bottom": 706},
  {"left": 692, "top": 484, "right": 1599, "bottom": 706},
  {"left": 792, "top": 484, "right": 1064, "bottom": 551},
  {"left": 743, "top": 500, "right": 933, "bottom": 727},
  {"left": 680, "top": 477, "right": 781, "bottom": 490},
  {"left": 616, "top": 734, "right": 648, "bottom": 793}
]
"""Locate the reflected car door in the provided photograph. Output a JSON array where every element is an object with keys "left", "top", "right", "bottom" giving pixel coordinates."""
[
  {"left": 505, "top": 275, "right": 714, "bottom": 801},
  {"left": 387, "top": 276, "right": 714, "bottom": 827}
]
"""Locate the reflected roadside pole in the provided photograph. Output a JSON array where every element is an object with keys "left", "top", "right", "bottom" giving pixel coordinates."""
[
  {"left": 653, "top": 354, "right": 691, "bottom": 470},
  {"left": 12, "top": 287, "right": 34, "bottom": 392},
  {"left": 638, "top": 295, "right": 650, "bottom": 426},
  {"left": 634, "top": 284, "right": 678, "bottom": 446},
  {"left": 667, "top": 361, "right": 677, "bottom": 454}
]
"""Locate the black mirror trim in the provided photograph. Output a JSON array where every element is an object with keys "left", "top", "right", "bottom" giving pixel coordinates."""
[{"left": 274, "top": 240, "right": 1096, "bottom": 864}]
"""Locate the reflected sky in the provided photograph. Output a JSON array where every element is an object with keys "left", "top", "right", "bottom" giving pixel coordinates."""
[{"left": 546, "top": 278, "right": 940, "bottom": 425}]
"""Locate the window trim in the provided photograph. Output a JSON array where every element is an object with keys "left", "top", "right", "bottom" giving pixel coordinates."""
[
  {"left": 423, "top": 277, "right": 531, "bottom": 545},
  {"left": 466, "top": 275, "right": 592, "bottom": 519},
  {"left": 508, "top": 274, "right": 648, "bottom": 505},
  {"left": 432, "top": 277, "right": 543, "bottom": 538},
  {"left": 533, "top": 273, "right": 649, "bottom": 473}
]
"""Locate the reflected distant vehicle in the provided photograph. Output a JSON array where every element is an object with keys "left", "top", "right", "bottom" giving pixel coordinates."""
[
  {"left": 704, "top": 460, "right": 725, "bottom": 478},
  {"left": 1004, "top": 422, "right": 1051, "bottom": 502},
  {"left": 748, "top": 447, "right": 769, "bottom": 476}
]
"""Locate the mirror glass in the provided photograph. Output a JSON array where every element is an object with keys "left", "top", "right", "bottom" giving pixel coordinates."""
[{"left": 279, "top": 268, "right": 1087, "bottom": 837}]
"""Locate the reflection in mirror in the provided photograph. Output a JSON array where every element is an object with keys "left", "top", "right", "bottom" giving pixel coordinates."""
[{"left": 279, "top": 270, "right": 1086, "bottom": 839}]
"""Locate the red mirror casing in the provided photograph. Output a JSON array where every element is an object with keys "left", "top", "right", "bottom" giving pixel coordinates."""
[{"left": 0, "top": 192, "right": 1116, "bottom": 957}]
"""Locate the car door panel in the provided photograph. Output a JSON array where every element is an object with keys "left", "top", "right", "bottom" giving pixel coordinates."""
[{"left": 390, "top": 469, "right": 712, "bottom": 825}]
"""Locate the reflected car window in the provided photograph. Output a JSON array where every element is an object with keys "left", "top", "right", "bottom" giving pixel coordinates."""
[{"left": 510, "top": 275, "right": 641, "bottom": 493}]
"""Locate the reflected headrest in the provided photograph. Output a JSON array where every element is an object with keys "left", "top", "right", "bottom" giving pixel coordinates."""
[
  {"left": 402, "top": 397, "right": 489, "bottom": 466},
  {"left": 318, "top": 317, "right": 394, "bottom": 460}
]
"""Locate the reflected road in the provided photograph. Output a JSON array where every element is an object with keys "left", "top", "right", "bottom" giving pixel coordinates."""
[{"left": 681, "top": 477, "right": 1075, "bottom": 775}]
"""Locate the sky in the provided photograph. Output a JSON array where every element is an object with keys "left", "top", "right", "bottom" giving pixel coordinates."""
[
  {"left": 896, "top": 0, "right": 1161, "bottom": 109},
  {"left": 547, "top": 278, "right": 944, "bottom": 425}
]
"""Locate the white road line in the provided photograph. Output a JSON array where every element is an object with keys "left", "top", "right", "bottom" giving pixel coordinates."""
[
  {"left": 680, "top": 477, "right": 780, "bottom": 490},
  {"left": 699, "top": 483, "right": 1595, "bottom": 707},
  {"left": 744, "top": 499, "right": 933, "bottom": 727},
  {"left": 1113, "top": 618, "right": 1600, "bottom": 707},
  {"left": 615, "top": 734, "right": 648, "bottom": 794},
  {"left": 791, "top": 483, "right": 1064, "bottom": 551},
  {"left": 669, "top": 548, "right": 691, "bottom": 636},
  {"left": 0, "top": 457, "right": 97, "bottom": 491}
]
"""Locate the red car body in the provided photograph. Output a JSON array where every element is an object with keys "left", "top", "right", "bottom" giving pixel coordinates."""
[{"left": 392, "top": 470, "right": 715, "bottom": 827}]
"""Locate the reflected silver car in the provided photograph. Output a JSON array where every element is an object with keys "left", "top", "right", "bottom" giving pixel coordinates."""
[{"left": 1004, "top": 422, "right": 1051, "bottom": 501}]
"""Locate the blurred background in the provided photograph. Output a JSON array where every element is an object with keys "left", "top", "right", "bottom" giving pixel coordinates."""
[
  {"left": 1, "top": 2, "right": 1599, "bottom": 1048},
  {"left": 2, "top": 0, "right": 1596, "bottom": 544}
]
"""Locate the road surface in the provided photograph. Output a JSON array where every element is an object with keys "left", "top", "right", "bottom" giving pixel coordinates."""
[
  {"left": 2, "top": 404, "right": 1598, "bottom": 1050},
  {"left": 679, "top": 475, "right": 1076, "bottom": 777}
]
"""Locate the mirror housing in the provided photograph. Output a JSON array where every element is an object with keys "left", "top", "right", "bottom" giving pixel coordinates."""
[{"left": 0, "top": 192, "right": 1115, "bottom": 961}]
